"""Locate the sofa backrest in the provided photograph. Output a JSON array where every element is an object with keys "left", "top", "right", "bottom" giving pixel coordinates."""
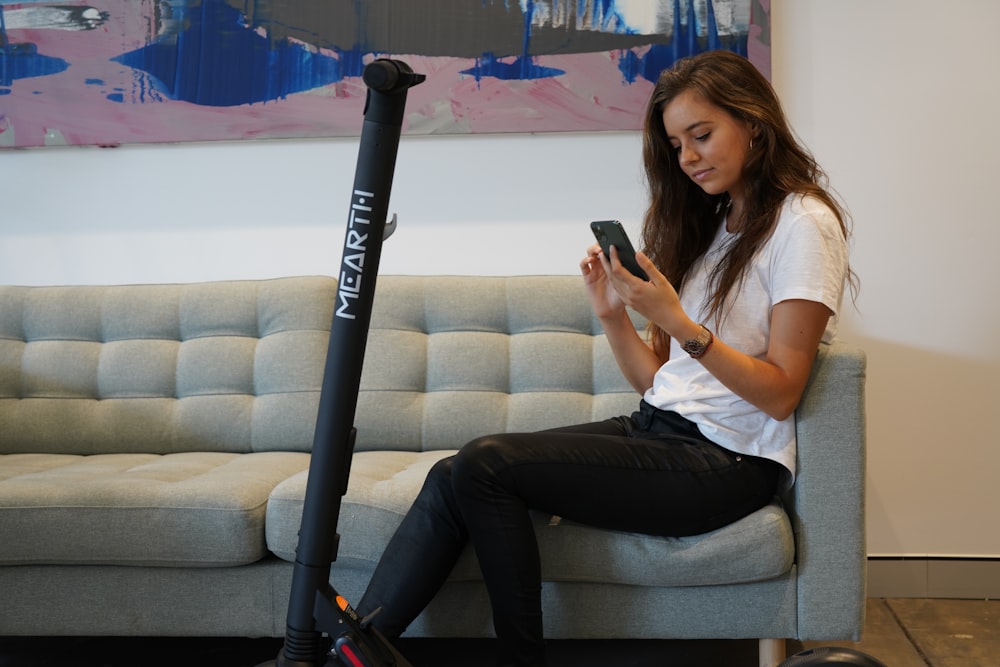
[
  {"left": 0, "top": 277, "right": 334, "bottom": 455},
  {"left": 355, "top": 275, "right": 645, "bottom": 452}
]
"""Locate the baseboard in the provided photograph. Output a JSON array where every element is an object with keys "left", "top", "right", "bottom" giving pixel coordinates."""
[{"left": 867, "top": 557, "right": 1000, "bottom": 599}]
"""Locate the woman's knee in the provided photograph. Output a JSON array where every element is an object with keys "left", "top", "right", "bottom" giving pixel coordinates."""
[
  {"left": 427, "top": 454, "right": 454, "bottom": 482},
  {"left": 456, "top": 433, "right": 512, "bottom": 468},
  {"left": 410, "top": 454, "right": 458, "bottom": 510},
  {"left": 451, "top": 434, "right": 516, "bottom": 493}
]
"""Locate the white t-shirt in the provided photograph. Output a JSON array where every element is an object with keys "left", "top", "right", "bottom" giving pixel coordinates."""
[{"left": 642, "top": 194, "right": 849, "bottom": 485}]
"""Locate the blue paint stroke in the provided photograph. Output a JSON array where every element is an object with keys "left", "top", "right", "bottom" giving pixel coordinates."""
[
  {"left": 112, "top": 0, "right": 346, "bottom": 107},
  {"left": 618, "top": 0, "right": 747, "bottom": 84},
  {"left": 0, "top": 7, "right": 71, "bottom": 87},
  {"left": 583, "top": 0, "right": 643, "bottom": 35},
  {"left": 83, "top": 76, "right": 126, "bottom": 103},
  {"left": 461, "top": 52, "right": 564, "bottom": 81},
  {"left": 462, "top": 1, "right": 565, "bottom": 82},
  {"left": 0, "top": 41, "right": 71, "bottom": 87}
]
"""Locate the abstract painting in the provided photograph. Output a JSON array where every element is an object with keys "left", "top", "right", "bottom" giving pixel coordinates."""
[{"left": 0, "top": 1, "right": 770, "bottom": 148}]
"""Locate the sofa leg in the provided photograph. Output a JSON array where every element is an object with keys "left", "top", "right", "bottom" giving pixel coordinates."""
[{"left": 759, "top": 638, "right": 785, "bottom": 667}]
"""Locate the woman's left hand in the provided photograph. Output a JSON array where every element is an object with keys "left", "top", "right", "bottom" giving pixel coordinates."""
[{"left": 599, "top": 247, "right": 684, "bottom": 334}]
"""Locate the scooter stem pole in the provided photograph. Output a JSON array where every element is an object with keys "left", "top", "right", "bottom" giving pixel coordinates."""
[{"left": 279, "top": 59, "right": 425, "bottom": 666}]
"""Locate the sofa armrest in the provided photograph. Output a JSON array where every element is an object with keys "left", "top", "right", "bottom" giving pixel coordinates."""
[{"left": 788, "top": 341, "right": 868, "bottom": 640}]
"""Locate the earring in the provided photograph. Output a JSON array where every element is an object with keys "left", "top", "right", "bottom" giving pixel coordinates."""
[{"left": 749, "top": 137, "right": 755, "bottom": 151}]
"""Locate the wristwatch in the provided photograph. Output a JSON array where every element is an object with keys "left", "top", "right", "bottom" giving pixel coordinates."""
[{"left": 682, "top": 324, "right": 714, "bottom": 359}]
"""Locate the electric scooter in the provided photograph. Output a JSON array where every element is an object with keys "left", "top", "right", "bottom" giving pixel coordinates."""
[{"left": 259, "top": 58, "right": 424, "bottom": 667}]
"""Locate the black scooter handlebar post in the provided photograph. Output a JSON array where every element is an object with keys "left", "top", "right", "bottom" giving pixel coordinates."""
[
  {"left": 363, "top": 59, "right": 426, "bottom": 96},
  {"left": 275, "top": 59, "right": 424, "bottom": 667}
]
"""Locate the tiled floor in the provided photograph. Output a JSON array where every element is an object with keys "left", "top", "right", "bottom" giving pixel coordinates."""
[
  {"left": 800, "top": 598, "right": 999, "bottom": 667},
  {"left": 0, "top": 598, "right": 996, "bottom": 666}
]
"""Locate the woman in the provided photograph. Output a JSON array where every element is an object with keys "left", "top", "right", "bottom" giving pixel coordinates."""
[{"left": 356, "top": 50, "right": 852, "bottom": 667}]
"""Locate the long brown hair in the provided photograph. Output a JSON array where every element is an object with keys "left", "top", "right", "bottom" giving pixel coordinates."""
[{"left": 641, "top": 50, "right": 854, "bottom": 358}]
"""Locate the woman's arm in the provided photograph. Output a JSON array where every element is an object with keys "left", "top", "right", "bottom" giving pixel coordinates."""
[
  {"left": 606, "top": 249, "right": 830, "bottom": 421},
  {"left": 674, "top": 299, "right": 830, "bottom": 421},
  {"left": 600, "top": 309, "right": 664, "bottom": 394}
]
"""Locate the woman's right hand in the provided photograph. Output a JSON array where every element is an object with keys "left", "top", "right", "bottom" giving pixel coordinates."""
[
  {"left": 580, "top": 244, "right": 628, "bottom": 321},
  {"left": 580, "top": 243, "right": 663, "bottom": 393}
]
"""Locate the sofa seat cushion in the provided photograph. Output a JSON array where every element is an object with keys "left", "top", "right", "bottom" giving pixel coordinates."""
[
  {"left": 0, "top": 451, "right": 310, "bottom": 567},
  {"left": 267, "top": 450, "right": 795, "bottom": 587}
]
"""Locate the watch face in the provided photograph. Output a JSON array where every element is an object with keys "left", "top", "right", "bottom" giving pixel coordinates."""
[{"left": 683, "top": 326, "right": 712, "bottom": 357}]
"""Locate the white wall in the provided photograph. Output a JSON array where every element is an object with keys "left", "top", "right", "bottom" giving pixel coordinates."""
[
  {"left": 2, "top": 0, "right": 998, "bottom": 557},
  {"left": 774, "top": 0, "right": 1000, "bottom": 558}
]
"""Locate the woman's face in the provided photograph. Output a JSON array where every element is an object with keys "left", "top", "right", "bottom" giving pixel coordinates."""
[{"left": 661, "top": 89, "right": 754, "bottom": 206}]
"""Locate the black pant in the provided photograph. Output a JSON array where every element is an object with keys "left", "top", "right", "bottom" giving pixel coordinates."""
[{"left": 356, "top": 402, "right": 781, "bottom": 667}]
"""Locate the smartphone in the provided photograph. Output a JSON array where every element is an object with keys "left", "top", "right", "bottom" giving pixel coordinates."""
[{"left": 590, "top": 220, "right": 648, "bottom": 280}]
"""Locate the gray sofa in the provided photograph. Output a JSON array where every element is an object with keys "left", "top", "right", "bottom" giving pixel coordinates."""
[{"left": 0, "top": 275, "right": 867, "bottom": 665}]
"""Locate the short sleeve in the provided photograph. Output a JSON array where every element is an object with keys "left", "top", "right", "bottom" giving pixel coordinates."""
[{"left": 769, "top": 196, "right": 849, "bottom": 317}]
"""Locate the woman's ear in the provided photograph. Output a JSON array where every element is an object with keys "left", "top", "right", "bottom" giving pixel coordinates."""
[{"left": 746, "top": 122, "right": 763, "bottom": 152}]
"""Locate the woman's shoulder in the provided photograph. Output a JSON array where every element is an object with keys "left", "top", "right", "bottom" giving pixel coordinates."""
[
  {"left": 776, "top": 193, "right": 844, "bottom": 239},
  {"left": 781, "top": 192, "right": 838, "bottom": 219}
]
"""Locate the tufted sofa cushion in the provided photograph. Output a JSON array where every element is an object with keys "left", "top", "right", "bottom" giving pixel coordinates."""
[
  {"left": 353, "top": 275, "right": 644, "bottom": 452},
  {"left": 0, "top": 276, "right": 334, "bottom": 455},
  {"left": 0, "top": 451, "right": 310, "bottom": 566}
]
